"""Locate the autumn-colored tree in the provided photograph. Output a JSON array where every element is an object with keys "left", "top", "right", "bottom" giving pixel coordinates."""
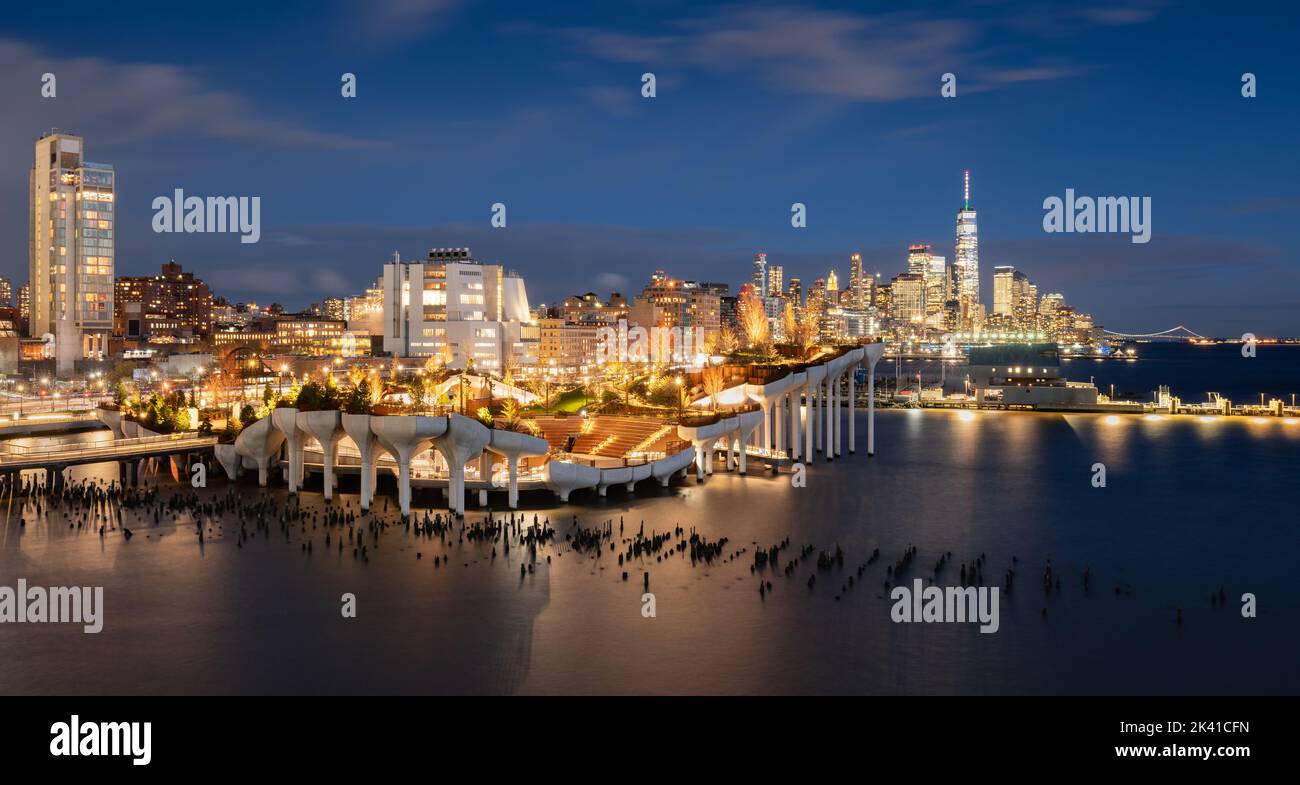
[
  {"left": 738, "top": 289, "right": 770, "bottom": 352},
  {"left": 781, "top": 301, "right": 798, "bottom": 343},
  {"left": 701, "top": 365, "right": 727, "bottom": 411},
  {"left": 366, "top": 368, "right": 384, "bottom": 405},
  {"left": 717, "top": 323, "right": 740, "bottom": 355},
  {"left": 793, "top": 306, "right": 819, "bottom": 355}
]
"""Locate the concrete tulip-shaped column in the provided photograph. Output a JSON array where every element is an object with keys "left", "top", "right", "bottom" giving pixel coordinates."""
[
  {"left": 271, "top": 407, "right": 306, "bottom": 492},
  {"left": 717, "top": 416, "right": 738, "bottom": 473},
  {"left": 298, "top": 409, "right": 344, "bottom": 500},
  {"left": 804, "top": 365, "right": 825, "bottom": 457},
  {"left": 213, "top": 444, "right": 240, "bottom": 481},
  {"left": 545, "top": 460, "right": 601, "bottom": 501},
  {"left": 649, "top": 446, "right": 695, "bottom": 488},
  {"left": 341, "top": 413, "right": 384, "bottom": 511},
  {"left": 863, "top": 342, "right": 886, "bottom": 457},
  {"left": 824, "top": 372, "right": 835, "bottom": 461},
  {"left": 847, "top": 359, "right": 857, "bottom": 453},
  {"left": 789, "top": 371, "right": 807, "bottom": 460},
  {"left": 487, "top": 428, "right": 549, "bottom": 509},
  {"left": 677, "top": 417, "right": 730, "bottom": 482},
  {"left": 432, "top": 413, "right": 491, "bottom": 516},
  {"left": 96, "top": 408, "right": 125, "bottom": 438},
  {"left": 371, "top": 414, "right": 448, "bottom": 516},
  {"left": 626, "top": 462, "right": 653, "bottom": 492},
  {"left": 845, "top": 346, "right": 866, "bottom": 453},
  {"left": 761, "top": 399, "right": 772, "bottom": 450},
  {"left": 769, "top": 392, "right": 780, "bottom": 454},
  {"left": 735, "top": 408, "right": 763, "bottom": 475},
  {"left": 834, "top": 369, "right": 845, "bottom": 457},
  {"left": 233, "top": 415, "right": 285, "bottom": 487},
  {"left": 785, "top": 391, "right": 796, "bottom": 460},
  {"left": 693, "top": 439, "right": 710, "bottom": 481}
]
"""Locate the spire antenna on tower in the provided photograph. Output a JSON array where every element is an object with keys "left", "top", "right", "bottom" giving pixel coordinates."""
[{"left": 963, "top": 169, "right": 970, "bottom": 210}]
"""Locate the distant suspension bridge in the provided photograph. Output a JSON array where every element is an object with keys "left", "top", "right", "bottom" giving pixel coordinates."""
[{"left": 1102, "top": 325, "right": 1208, "bottom": 341}]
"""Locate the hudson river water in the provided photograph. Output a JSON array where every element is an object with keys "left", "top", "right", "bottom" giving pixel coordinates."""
[
  {"left": 0, "top": 401, "right": 1296, "bottom": 695},
  {"left": 905, "top": 342, "right": 1300, "bottom": 405}
]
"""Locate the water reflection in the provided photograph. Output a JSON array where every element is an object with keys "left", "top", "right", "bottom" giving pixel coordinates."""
[{"left": 0, "top": 413, "right": 1295, "bottom": 695}]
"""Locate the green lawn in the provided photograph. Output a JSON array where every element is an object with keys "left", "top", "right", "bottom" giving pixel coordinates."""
[{"left": 521, "top": 387, "right": 595, "bottom": 414}]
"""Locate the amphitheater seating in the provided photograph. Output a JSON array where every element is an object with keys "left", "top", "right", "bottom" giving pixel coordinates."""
[
  {"left": 530, "top": 415, "right": 688, "bottom": 460},
  {"left": 568, "top": 416, "right": 668, "bottom": 457},
  {"left": 527, "top": 415, "right": 581, "bottom": 453}
]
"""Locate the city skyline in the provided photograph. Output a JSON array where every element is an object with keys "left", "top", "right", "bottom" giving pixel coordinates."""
[
  {"left": 0, "top": 1, "right": 1296, "bottom": 337},
  {"left": 0, "top": 2, "right": 1295, "bottom": 731},
  {"left": 13, "top": 128, "right": 1115, "bottom": 357}
]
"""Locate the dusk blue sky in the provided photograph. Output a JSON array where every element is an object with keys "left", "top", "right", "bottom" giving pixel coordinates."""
[{"left": 3, "top": 1, "right": 1297, "bottom": 336}]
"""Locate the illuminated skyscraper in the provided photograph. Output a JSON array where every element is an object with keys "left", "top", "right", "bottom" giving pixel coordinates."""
[
  {"left": 826, "top": 270, "right": 840, "bottom": 304},
  {"left": 925, "top": 255, "right": 949, "bottom": 328},
  {"left": 751, "top": 253, "right": 767, "bottom": 296},
  {"left": 29, "top": 132, "right": 114, "bottom": 374},
  {"left": 954, "top": 170, "right": 980, "bottom": 323},
  {"left": 17, "top": 283, "right": 30, "bottom": 329},
  {"left": 766, "top": 264, "right": 783, "bottom": 298},
  {"left": 993, "top": 266, "right": 1023, "bottom": 316},
  {"left": 890, "top": 273, "right": 926, "bottom": 328},
  {"left": 907, "top": 244, "right": 931, "bottom": 278},
  {"left": 848, "top": 253, "right": 864, "bottom": 310}
]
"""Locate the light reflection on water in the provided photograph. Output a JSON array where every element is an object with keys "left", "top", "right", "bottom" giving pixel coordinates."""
[{"left": 0, "top": 411, "right": 1295, "bottom": 696}]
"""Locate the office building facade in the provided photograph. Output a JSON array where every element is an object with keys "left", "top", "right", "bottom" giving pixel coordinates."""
[{"left": 29, "top": 132, "right": 114, "bottom": 372}]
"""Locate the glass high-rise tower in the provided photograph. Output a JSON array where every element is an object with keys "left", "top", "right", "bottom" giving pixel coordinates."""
[
  {"left": 847, "top": 253, "right": 864, "bottom": 310},
  {"left": 29, "top": 132, "right": 114, "bottom": 373},
  {"left": 954, "top": 170, "right": 980, "bottom": 325},
  {"left": 751, "top": 253, "right": 767, "bottom": 296}
]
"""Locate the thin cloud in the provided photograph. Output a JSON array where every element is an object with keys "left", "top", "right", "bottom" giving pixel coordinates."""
[
  {"left": 351, "top": 0, "right": 463, "bottom": 46},
  {"left": 561, "top": 5, "right": 1112, "bottom": 103},
  {"left": 0, "top": 40, "right": 377, "bottom": 151}
]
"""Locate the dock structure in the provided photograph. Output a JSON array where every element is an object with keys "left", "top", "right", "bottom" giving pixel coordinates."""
[
  {"left": 0, "top": 431, "right": 217, "bottom": 490},
  {"left": 4, "top": 343, "right": 892, "bottom": 513}
]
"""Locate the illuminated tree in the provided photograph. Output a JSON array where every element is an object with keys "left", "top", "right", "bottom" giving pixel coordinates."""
[
  {"left": 500, "top": 398, "right": 520, "bottom": 427},
  {"left": 793, "top": 306, "right": 820, "bottom": 356},
  {"left": 701, "top": 365, "right": 727, "bottom": 411},
  {"left": 781, "top": 301, "right": 798, "bottom": 344},
  {"left": 738, "top": 289, "right": 770, "bottom": 352},
  {"left": 717, "top": 324, "right": 740, "bottom": 355}
]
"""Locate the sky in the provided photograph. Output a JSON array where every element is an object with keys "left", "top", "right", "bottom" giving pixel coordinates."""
[{"left": 2, "top": 0, "right": 1297, "bottom": 336}]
